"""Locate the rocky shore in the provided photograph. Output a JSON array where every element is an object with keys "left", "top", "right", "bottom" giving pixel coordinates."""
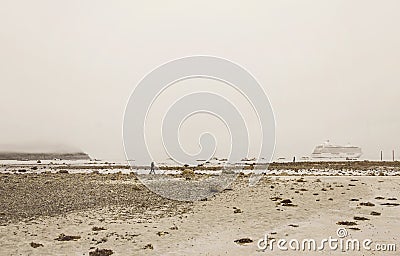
[{"left": 0, "top": 173, "right": 191, "bottom": 224}]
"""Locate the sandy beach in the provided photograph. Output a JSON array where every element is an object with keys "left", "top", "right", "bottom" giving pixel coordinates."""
[
  {"left": 2, "top": 0, "right": 400, "bottom": 254},
  {"left": 0, "top": 167, "right": 399, "bottom": 255}
]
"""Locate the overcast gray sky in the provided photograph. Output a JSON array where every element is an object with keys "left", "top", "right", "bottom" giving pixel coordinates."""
[{"left": 1, "top": 0, "right": 399, "bottom": 161}]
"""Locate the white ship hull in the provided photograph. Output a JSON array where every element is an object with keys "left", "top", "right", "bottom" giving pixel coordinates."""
[
  {"left": 311, "top": 152, "right": 362, "bottom": 159},
  {"left": 311, "top": 141, "right": 362, "bottom": 160}
]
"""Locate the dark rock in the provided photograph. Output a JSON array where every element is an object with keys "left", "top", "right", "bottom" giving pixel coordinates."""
[
  {"left": 156, "top": 231, "right": 169, "bottom": 236},
  {"left": 30, "top": 242, "right": 43, "bottom": 248},
  {"left": 281, "top": 203, "right": 297, "bottom": 207},
  {"left": 95, "top": 237, "right": 107, "bottom": 244},
  {"left": 337, "top": 221, "right": 357, "bottom": 226},
  {"left": 89, "top": 248, "right": 114, "bottom": 256},
  {"left": 143, "top": 244, "right": 153, "bottom": 250},
  {"left": 170, "top": 225, "right": 178, "bottom": 230},
  {"left": 234, "top": 238, "right": 253, "bottom": 245},
  {"left": 234, "top": 208, "right": 242, "bottom": 214},
  {"left": 92, "top": 226, "right": 106, "bottom": 231},
  {"left": 280, "top": 199, "right": 292, "bottom": 204},
  {"left": 55, "top": 233, "right": 81, "bottom": 241},
  {"left": 381, "top": 203, "right": 400, "bottom": 206},
  {"left": 354, "top": 216, "right": 369, "bottom": 221},
  {"left": 359, "top": 202, "right": 375, "bottom": 207}
]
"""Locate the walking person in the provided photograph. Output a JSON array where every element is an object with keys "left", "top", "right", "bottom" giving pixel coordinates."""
[{"left": 149, "top": 161, "right": 155, "bottom": 174}]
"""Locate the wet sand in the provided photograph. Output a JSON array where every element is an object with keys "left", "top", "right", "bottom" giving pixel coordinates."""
[{"left": 0, "top": 173, "right": 399, "bottom": 255}]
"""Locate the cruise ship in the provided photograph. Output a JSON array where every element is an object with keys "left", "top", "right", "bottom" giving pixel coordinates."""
[{"left": 311, "top": 141, "right": 362, "bottom": 160}]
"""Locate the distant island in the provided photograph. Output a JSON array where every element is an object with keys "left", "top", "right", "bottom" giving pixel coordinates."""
[{"left": 0, "top": 152, "right": 90, "bottom": 161}]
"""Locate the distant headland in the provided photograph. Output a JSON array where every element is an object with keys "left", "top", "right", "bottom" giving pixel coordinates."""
[{"left": 0, "top": 152, "right": 90, "bottom": 161}]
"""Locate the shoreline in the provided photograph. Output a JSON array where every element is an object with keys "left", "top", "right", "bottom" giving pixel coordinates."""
[{"left": 2, "top": 161, "right": 400, "bottom": 176}]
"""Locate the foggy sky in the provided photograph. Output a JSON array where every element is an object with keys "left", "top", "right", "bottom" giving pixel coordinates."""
[{"left": 1, "top": 0, "right": 399, "bottom": 161}]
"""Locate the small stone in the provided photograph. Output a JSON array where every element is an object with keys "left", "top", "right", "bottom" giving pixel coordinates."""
[
  {"left": 156, "top": 231, "right": 169, "bottom": 236},
  {"left": 170, "top": 225, "right": 178, "bottom": 230},
  {"left": 280, "top": 199, "right": 292, "bottom": 204},
  {"left": 353, "top": 216, "right": 369, "bottom": 221},
  {"left": 89, "top": 248, "right": 114, "bottom": 256},
  {"left": 143, "top": 244, "right": 154, "bottom": 250},
  {"left": 234, "top": 238, "right": 253, "bottom": 245},
  {"left": 30, "top": 242, "right": 43, "bottom": 248},
  {"left": 337, "top": 221, "right": 357, "bottom": 226},
  {"left": 234, "top": 208, "right": 242, "bottom": 214},
  {"left": 92, "top": 227, "right": 106, "bottom": 232},
  {"left": 55, "top": 233, "right": 81, "bottom": 241},
  {"left": 359, "top": 202, "right": 375, "bottom": 207},
  {"left": 270, "top": 197, "right": 282, "bottom": 201},
  {"left": 380, "top": 203, "right": 400, "bottom": 206}
]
